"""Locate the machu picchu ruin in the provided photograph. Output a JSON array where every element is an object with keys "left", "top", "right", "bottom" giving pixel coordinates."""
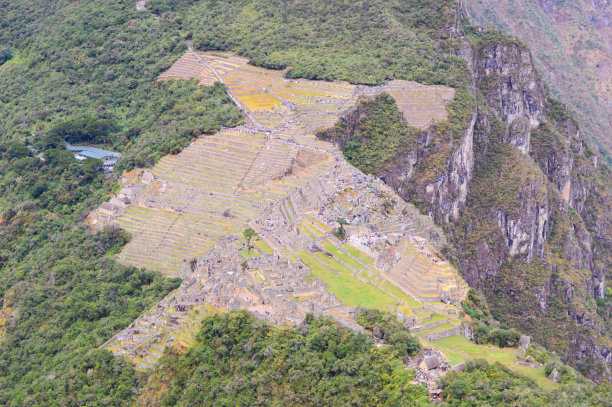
[
  {"left": 7, "top": 0, "right": 612, "bottom": 403},
  {"left": 98, "top": 50, "right": 469, "bottom": 368}
]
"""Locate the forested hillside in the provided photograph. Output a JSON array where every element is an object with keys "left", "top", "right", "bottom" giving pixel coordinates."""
[
  {"left": 138, "top": 311, "right": 610, "bottom": 406},
  {"left": 0, "top": 0, "right": 611, "bottom": 405}
]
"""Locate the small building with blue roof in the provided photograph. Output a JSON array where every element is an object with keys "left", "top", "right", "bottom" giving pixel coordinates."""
[{"left": 66, "top": 144, "right": 121, "bottom": 171}]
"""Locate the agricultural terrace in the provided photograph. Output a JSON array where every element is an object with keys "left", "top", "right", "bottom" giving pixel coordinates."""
[
  {"left": 99, "top": 50, "right": 467, "bottom": 365},
  {"left": 158, "top": 51, "right": 219, "bottom": 86},
  {"left": 385, "top": 80, "right": 455, "bottom": 128},
  {"left": 161, "top": 51, "right": 455, "bottom": 133}
]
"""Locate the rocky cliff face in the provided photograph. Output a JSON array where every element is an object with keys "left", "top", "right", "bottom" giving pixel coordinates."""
[
  {"left": 321, "top": 30, "right": 612, "bottom": 381},
  {"left": 475, "top": 41, "right": 545, "bottom": 153},
  {"left": 455, "top": 36, "right": 611, "bottom": 380},
  {"left": 463, "top": 0, "right": 612, "bottom": 160}
]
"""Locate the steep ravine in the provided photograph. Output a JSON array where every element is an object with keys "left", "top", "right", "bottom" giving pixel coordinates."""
[{"left": 320, "top": 32, "right": 612, "bottom": 381}]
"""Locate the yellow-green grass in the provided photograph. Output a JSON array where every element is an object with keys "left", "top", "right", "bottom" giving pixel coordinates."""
[
  {"left": 398, "top": 305, "right": 415, "bottom": 317},
  {"left": 239, "top": 93, "right": 281, "bottom": 110},
  {"left": 314, "top": 252, "right": 352, "bottom": 275},
  {"left": 301, "top": 222, "right": 325, "bottom": 238},
  {"left": 415, "top": 310, "right": 431, "bottom": 320},
  {"left": 240, "top": 248, "right": 261, "bottom": 258},
  {"left": 305, "top": 221, "right": 327, "bottom": 237},
  {"left": 430, "top": 335, "right": 555, "bottom": 389},
  {"left": 429, "top": 314, "right": 448, "bottom": 324},
  {"left": 278, "top": 86, "right": 330, "bottom": 98},
  {"left": 379, "top": 280, "right": 423, "bottom": 309},
  {"left": 307, "top": 216, "right": 331, "bottom": 231},
  {"left": 298, "top": 225, "right": 318, "bottom": 240},
  {"left": 422, "top": 322, "right": 455, "bottom": 335},
  {"left": 363, "top": 272, "right": 385, "bottom": 284},
  {"left": 321, "top": 240, "right": 366, "bottom": 271},
  {"left": 296, "top": 250, "right": 397, "bottom": 311},
  {"left": 253, "top": 238, "right": 274, "bottom": 255},
  {"left": 341, "top": 244, "right": 375, "bottom": 266},
  {"left": 251, "top": 270, "right": 268, "bottom": 284}
]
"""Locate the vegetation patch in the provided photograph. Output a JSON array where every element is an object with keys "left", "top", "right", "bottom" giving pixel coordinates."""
[
  {"left": 296, "top": 251, "right": 398, "bottom": 311},
  {"left": 139, "top": 311, "right": 428, "bottom": 405}
]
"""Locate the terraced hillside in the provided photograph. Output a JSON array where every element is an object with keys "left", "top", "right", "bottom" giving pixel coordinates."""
[
  {"left": 160, "top": 51, "right": 455, "bottom": 131},
  {"left": 157, "top": 51, "right": 218, "bottom": 86},
  {"left": 99, "top": 51, "right": 468, "bottom": 367},
  {"left": 385, "top": 80, "right": 455, "bottom": 128}
]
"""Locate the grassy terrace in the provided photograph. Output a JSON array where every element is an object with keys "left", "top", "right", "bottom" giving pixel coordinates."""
[
  {"left": 298, "top": 224, "right": 318, "bottom": 240},
  {"left": 430, "top": 335, "right": 554, "bottom": 389},
  {"left": 240, "top": 248, "right": 260, "bottom": 258},
  {"left": 341, "top": 243, "right": 375, "bottom": 266},
  {"left": 321, "top": 240, "right": 423, "bottom": 309},
  {"left": 420, "top": 322, "right": 455, "bottom": 335},
  {"left": 239, "top": 93, "right": 281, "bottom": 110},
  {"left": 429, "top": 314, "right": 448, "bottom": 324},
  {"left": 322, "top": 240, "right": 423, "bottom": 315},
  {"left": 253, "top": 238, "right": 274, "bottom": 254},
  {"left": 321, "top": 240, "right": 365, "bottom": 271},
  {"left": 380, "top": 281, "right": 423, "bottom": 309},
  {"left": 296, "top": 250, "right": 397, "bottom": 311}
]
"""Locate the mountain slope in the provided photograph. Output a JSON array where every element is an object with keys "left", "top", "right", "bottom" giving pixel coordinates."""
[
  {"left": 462, "top": 0, "right": 612, "bottom": 163},
  {"left": 320, "top": 30, "right": 612, "bottom": 381},
  {"left": 0, "top": 0, "right": 611, "bottom": 404}
]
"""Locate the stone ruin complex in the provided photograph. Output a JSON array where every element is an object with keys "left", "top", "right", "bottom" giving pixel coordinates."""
[{"left": 98, "top": 50, "right": 468, "bottom": 368}]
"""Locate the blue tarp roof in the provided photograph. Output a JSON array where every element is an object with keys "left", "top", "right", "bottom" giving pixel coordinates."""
[{"left": 66, "top": 144, "right": 121, "bottom": 160}]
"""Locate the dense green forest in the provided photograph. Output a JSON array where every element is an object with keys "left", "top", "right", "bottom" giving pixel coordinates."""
[
  {"left": 138, "top": 311, "right": 426, "bottom": 406},
  {"left": 439, "top": 359, "right": 610, "bottom": 406},
  {"left": 0, "top": 0, "right": 242, "bottom": 168},
  {"left": 139, "top": 312, "right": 610, "bottom": 406},
  {"left": 149, "top": 0, "right": 467, "bottom": 86},
  {"left": 319, "top": 93, "right": 420, "bottom": 175}
]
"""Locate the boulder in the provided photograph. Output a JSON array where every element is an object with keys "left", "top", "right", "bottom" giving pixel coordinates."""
[
  {"left": 372, "top": 325, "right": 383, "bottom": 339},
  {"left": 549, "top": 368, "right": 560, "bottom": 383},
  {"left": 463, "top": 322, "right": 474, "bottom": 341},
  {"left": 439, "top": 289, "right": 452, "bottom": 304},
  {"left": 424, "top": 354, "right": 440, "bottom": 370},
  {"left": 519, "top": 335, "right": 531, "bottom": 352}
]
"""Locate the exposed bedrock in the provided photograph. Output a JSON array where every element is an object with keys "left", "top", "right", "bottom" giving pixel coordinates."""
[{"left": 475, "top": 40, "right": 545, "bottom": 154}]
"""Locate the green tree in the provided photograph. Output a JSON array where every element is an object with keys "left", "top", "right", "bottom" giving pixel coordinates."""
[
  {"left": 243, "top": 227, "right": 257, "bottom": 251},
  {"left": 334, "top": 217, "right": 348, "bottom": 240}
]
